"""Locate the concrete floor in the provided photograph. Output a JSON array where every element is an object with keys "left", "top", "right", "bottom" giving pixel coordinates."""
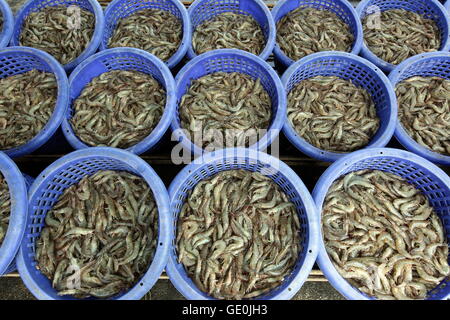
[{"left": 0, "top": 277, "right": 345, "bottom": 300}]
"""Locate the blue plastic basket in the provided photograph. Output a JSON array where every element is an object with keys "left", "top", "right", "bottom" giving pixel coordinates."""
[
  {"left": 0, "top": 152, "right": 28, "bottom": 276},
  {"left": 271, "top": 0, "right": 363, "bottom": 69},
  {"left": 389, "top": 52, "right": 450, "bottom": 166},
  {"left": 16, "top": 147, "right": 171, "bottom": 300},
  {"left": 313, "top": 148, "right": 450, "bottom": 300},
  {"left": 172, "top": 49, "right": 286, "bottom": 156},
  {"left": 187, "top": 0, "right": 276, "bottom": 61},
  {"left": 62, "top": 47, "right": 176, "bottom": 155},
  {"left": 101, "top": 0, "right": 191, "bottom": 69},
  {"left": 356, "top": 0, "right": 450, "bottom": 73},
  {"left": 0, "top": 47, "right": 69, "bottom": 158},
  {"left": 166, "top": 147, "right": 319, "bottom": 300},
  {"left": 11, "top": 0, "right": 105, "bottom": 72},
  {"left": 3, "top": 174, "right": 34, "bottom": 275},
  {"left": 446, "top": 0, "right": 450, "bottom": 11},
  {"left": 0, "top": 0, "right": 13, "bottom": 48},
  {"left": 281, "top": 51, "right": 397, "bottom": 163}
]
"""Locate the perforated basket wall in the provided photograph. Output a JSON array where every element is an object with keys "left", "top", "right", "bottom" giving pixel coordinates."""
[
  {"left": 16, "top": 147, "right": 171, "bottom": 300},
  {"left": 281, "top": 52, "right": 397, "bottom": 163},
  {"left": 313, "top": 148, "right": 450, "bottom": 300},
  {"left": 0, "top": 47, "right": 69, "bottom": 158},
  {"left": 272, "top": 0, "right": 363, "bottom": 68},
  {"left": 166, "top": 148, "right": 319, "bottom": 300},
  {"left": 187, "top": 0, "right": 276, "bottom": 60},
  {"left": 61, "top": 47, "right": 176, "bottom": 155},
  {"left": 389, "top": 52, "right": 450, "bottom": 166},
  {"left": 11, "top": 0, "right": 105, "bottom": 71},
  {"left": 0, "top": 152, "right": 28, "bottom": 276},
  {"left": 0, "top": 0, "right": 14, "bottom": 48},
  {"left": 101, "top": 0, "right": 191, "bottom": 69},
  {"left": 171, "top": 49, "right": 286, "bottom": 156},
  {"left": 356, "top": 0, "right": 450, "bottom": 73}
]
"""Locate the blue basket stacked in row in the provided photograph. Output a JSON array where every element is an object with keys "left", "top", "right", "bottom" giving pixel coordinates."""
[
  {"left": 11, "top": 0, "right": 105, "bottom": 72},
  {"left": 7, "top": 146, "right": 449, "bottom": 300},
  {"left": 0, "top": 0, "right": 447, "bottom": 302},
  {"left": 0, "top": 0, "right": 448, "bottom": 68},
  {"left": 0, "top": 0, "right": 446, "bottom": 161}
]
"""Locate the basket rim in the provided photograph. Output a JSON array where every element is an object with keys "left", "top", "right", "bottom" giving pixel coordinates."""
[
  {"left": 281, "top": 51, "right": 398, "bottom": 163},
  {"left": 11, "top": 0, "right": 105, "bottom": 72},
  {"left": 171, "top": 48, "right": 286, "bottom": 156},
  {"left": 101, "top": 0, "right": 192, "bottom": 69},
  {"left": 0, "top": 46, "right": 69, "bottom": 158},
  {"left": 312, "top": 147, "right": 450, "bottom": 300},
  {"left": 271, "top": 0, "right": 364, "bottom": 68},
  {"left": 0, "top": 0, "right": 14, "bottom": 48},
  {"left": 186, "top": 0, "right": 276, "bottom": 61},
  {"left": 17, "top": 147, "right": 171, "bottom": 300},
  {"left": 389, "top": 51, "right": 450, "bottom": 166},
  {"left": 356, "top": 0, "right": 450, "bottom": 73},
  {"left": 0, "top": 152, "right": 28, "bottom": 276},
  {"left": 166, "top": 147, "right": 319, "bottom": 300},
  {"left": 61, "top": 47, "right": 176, "bottom": 155}
]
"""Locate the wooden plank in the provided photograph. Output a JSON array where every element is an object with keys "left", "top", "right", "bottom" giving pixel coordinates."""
[
  {"left": 98, "top": 1, "right": 277, "bottom": 8},
  {"left": 4, "top": 270, "right": 328, "bottom": 282}
]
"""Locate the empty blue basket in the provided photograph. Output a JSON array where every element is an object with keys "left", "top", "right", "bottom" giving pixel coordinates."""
[
  {"left": 166, "top": 147, "right": 319, "bottom": 300},
  {"left": 0, "top": 46, "right": 69, "bottom": 158},
  {"left": 389, "top": 52, "right": 450, "bottom": 166},
  {"left": 313, "top": 148, "right": 450, "bottom": 300},
  {"left": 281, "top": 51, "right": 397, "bottom": 163},
  {"left": 101, "top": 0, "right": 191, "bottom": 69},
  {"left": 0, "top": 0, "right": 13, "bottom": 48},
  {"left": 62, "top": 47, "right": 176, "bottom": 155},
  {"left": 3, "top": 174, "right": 34, "bottom": 275},
  {"left": 172, "top": 49, "right": 286, "bottom": 156},
  {"left": 187, "top": 0, "right": 276, "bottom": 61},
  {"left": 11, "top": 0, "right": 105, "bottom": 72},
  {"left": 356, "top": 0, "right": 450, "bottom": 73},
  {"left": 16, "top": 147, "right": 171, "bottom": 300},
  {"left": 0, "top": 152, "right": 28, "bottom": 277},
  {"left": 272, "top": 0, "right": 363, "bottom": 69}
]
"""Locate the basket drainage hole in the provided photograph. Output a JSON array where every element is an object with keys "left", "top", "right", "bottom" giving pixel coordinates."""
[
  {"left": 159, "top": 242, "right": 163, "bottom": 246},
  {"left": 140, "top": 283, "right": 143, "bottom": 286},
  {"left": 309, "top": 250, "right": 312, "bottom": 253},
  {"left": 288, "top": 288, "right": 292, "bottom": 291}
]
